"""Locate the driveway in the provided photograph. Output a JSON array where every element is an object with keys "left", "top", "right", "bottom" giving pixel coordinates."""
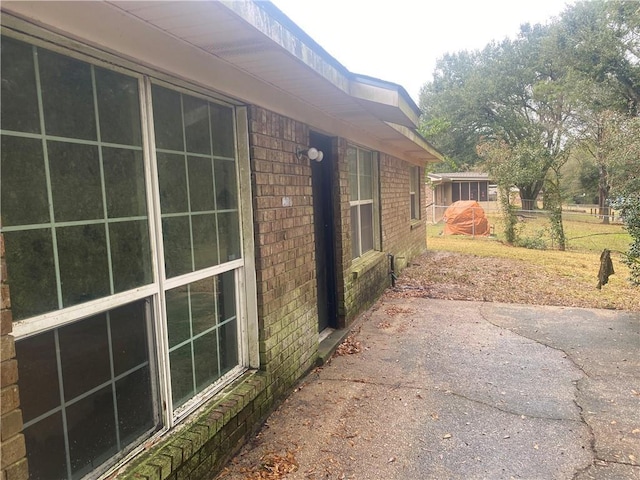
[{"left": 217, "top": 298, "right": 640, "bottom": 480}]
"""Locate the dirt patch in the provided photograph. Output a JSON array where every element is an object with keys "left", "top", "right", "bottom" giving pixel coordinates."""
[{"left": 386, "top": 250, "right": 639, "bottom": 311}]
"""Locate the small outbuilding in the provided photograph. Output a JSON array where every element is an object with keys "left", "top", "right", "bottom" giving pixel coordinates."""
[{"left": 443, "top": 201, "right": 490, "bottom": 236}]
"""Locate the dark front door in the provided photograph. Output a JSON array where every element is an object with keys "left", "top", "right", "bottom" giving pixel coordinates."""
[{"left": 310, "top": 132, "right": 337, "bottom": 332}]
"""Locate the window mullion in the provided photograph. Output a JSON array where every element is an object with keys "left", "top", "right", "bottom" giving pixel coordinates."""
[
  {"left": 91, "top": 65, "right": 116, "bottom": 295},
  {"left": 140, "top": 77, "right": 174, "bottom": 427},
  {"left": 53, "top": 329, "right": 73, "bottom": 480},
  {"left": 32, "top": 44, "right": 64, "bottom": 310}
]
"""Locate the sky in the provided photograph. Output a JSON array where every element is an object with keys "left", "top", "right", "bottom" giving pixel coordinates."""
[{"left": 272, "top": 0, "right": 574, "bottom": 103}]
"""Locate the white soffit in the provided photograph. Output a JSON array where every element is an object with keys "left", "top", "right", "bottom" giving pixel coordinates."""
[{"left": 2, "top": 0, "right": 442, "bottom": 163}]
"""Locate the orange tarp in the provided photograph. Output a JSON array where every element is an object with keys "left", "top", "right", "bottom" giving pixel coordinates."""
[{"left": 443, "top": 200, "right": 489, "bottom": 236}]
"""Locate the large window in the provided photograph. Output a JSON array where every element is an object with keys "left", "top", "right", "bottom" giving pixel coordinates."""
[
  {"left": 348, "top": 145, "right": 378, "bottom": 259},
  {"left": 410, "top": 166, "right": 420, "bottom": 220},
  {"left": 1, "top": 34, "right": 251, "bottom": 479}
]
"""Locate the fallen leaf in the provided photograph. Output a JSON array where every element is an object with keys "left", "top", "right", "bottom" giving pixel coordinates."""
[
  {"left": 388, "top": 457, "right": 396, "bottom": 463},
  {"left": 443, "top": 433, "right": 452, "bottom": 439}
]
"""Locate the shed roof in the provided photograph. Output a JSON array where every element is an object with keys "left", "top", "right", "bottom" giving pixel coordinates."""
[
  {"left": 2, "top": 0, "right": 443, "bottom": 165},
  {"left": 428, "top": 172, "right": 491, "bottom": 184}
]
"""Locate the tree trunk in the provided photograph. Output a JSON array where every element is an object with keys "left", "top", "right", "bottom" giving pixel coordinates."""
[{"left": 598, "top": 163, "right": 610, "bottom": 224}]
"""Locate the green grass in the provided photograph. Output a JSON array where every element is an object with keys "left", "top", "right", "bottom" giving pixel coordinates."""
[
  {"left": 425, "top": 211, "right": 638, "bottom": 311},
  {"left": 428, "top": 212, "right": 632, "bottom": 254}
]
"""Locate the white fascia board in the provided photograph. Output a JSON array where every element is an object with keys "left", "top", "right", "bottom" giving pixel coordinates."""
[
  {"left": 385, "top": 122, "right": 445, "bottom": 163},
  {"left": 219, "top": 0, "right": 351, "bottom": 94},
  {"left": 349, "top": 80, "right": 419, "bottom": 128}
]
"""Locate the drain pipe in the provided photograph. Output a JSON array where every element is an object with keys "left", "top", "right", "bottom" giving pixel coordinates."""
[{"left": 388, "top": 253, "right": 397, "bottom": 287}]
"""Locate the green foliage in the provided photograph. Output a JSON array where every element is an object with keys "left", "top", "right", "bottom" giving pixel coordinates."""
[
  {"left": 614, "top": 197, "right": 640, "bottom": 285},
  {"left": 515, "top": 229, "right": 548, "bottom": 250}
]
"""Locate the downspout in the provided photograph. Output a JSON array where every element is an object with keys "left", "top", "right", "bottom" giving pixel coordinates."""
[{"left": 388, "top": 253, "right": 397, "bottom": 287}]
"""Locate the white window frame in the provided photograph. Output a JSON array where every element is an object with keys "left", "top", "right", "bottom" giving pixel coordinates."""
[
  {"left": 1, "top": 21, "right": 258, "bottom": 475},
  {"left": 410, "top": 166, "right": 421, "bottom": 220},
  {"left": 349, "top": 145, "right": 380, "bottom": 259}
]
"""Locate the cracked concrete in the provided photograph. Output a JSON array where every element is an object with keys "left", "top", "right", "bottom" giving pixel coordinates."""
[{"left": 216, "top": 299, "right": 639, "bottom": 480}]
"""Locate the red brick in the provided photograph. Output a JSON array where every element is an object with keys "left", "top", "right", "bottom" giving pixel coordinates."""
[
  {"left": 0, "top": 310, "right": 12, "bottom": 336},
  {"left": 0, "top": 410, "right": 23, "bottom": 441},
  {"left": 0, "top": 285, "right": 10, "bottom": 311},
  {"left": 0, "top": 360, "right": 18, "bottom": 388},
  {"left": 0, "top": 434, "right": 25, "bottom": 469},
  {"left": 0, "top": 336, "right": 15, "bottom": 363},
  {"left": 4, "top": 458, "right": 28, "bottom": 480},
  {"left": 0, "top": 386, "right": 19, "bottom": 416}
]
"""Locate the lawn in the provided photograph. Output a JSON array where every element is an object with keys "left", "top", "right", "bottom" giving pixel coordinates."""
[{"left": 397, "top": 213, "right": 639, "bottom": 311}]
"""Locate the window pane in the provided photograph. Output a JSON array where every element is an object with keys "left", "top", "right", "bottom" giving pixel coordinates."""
[
  {"left": 193, "top": 330, "right": 219, "bottom": 393},
  {"left": 152, "top": 84, "right": 184, "bottom": 151},
  {"left": 167, "top": 271, "right": 239, "bottom": 407},
  {"left": 192, "top": 214, "right": 218, "bottom": 270},
  {"left": 48, "top": 141, "right": 103, "bottom": 222},
  {"left": 470, "top": 182, "right": 479, "bottom": 201},
  {"left": 57, "top": 224, "right": 110, "bottom": 307},
  {"left": 166, "top": 285, "right": 190, "bottom": 348},
  {"left": 461, "top": 182, "right": 470, "bottom": 201},
  {"left": 15, "top": 331, "right": 59, "bottom": 422},
  {"left": 217, "top": 211, "right": 240, "bottom": 262},
  {"left": 188, "top": 156, "right": 215, "bottom": 212},
  {"left": 109, "top": 220, "right": 152, "bottom": 293},
  {"left": 452, "top": 183, "right": 460, "bottom": 202},
  {"left": 214, "top": 159, "right": 238, "bottom": 210},
  {"left": 3, "top": 229, "right": 57, "bottom": 320},
  {"left": 0, "top": 36, "right": 40, "bottom": 134},
  {"left": 360, "top": 203, "right": 374, "bottom": 254},
  {"left": 59, "top": 314, "right": 110, "bottom": 401},
  {"left": 103, "top": 147, "right": 147, "bottom": 218},
  {"left": 183, "top": 95, "right": 211, "bottom": 155},
  {"left": 17, "top": 300, "right": 154, "bottom": 480},
  {"left": 162, "top": 216, "right": 192, "bottom": 278},
  {"left": 39, "top": 48, "right": 96, "bottom": 140},
  {"left": 109, "top": 301, "right": 149, "bottom": 376},
  {"left": 1, "top": 135, "right": 49, "bottom": 226},
  {"left": 210, "top": 103, "right": 235, "bottom": 157},
  {"left": 411, "top": 193, "right": 417, "bottom": 220},
  {"left": 170, "top": 344, "right": 194, "bottom": 409},
  {"left": 157, "top": 152, "right": 188, "bottom": 214},
  {"left": 219, "top": 319, "right": 238, "bottom": 376},
  {"left": 350, "top": 206, "right": 360, "bottom": 259},
  {"left": 190, "top": 277, "right": 216, "bottom": 336},
  {"left": 23, "top": 413, "right": 67, "bottom": 480},
  {"left": 480, "top": 182, "right": 488, "bottom": 201},
  {"left": 95, "top": 67, "right": 142, "bottom": 146},
  {"left": 218, "top": 270, "right": 236, "bottom": 323},
  {"left": 359, "top": 154, "right": 373, "bottom": 200},
  {"left": 116, "top": 366, "right": 154, "bottom": 445},
  {"left": 67, "top": 386, "right": 117, "bottom": 478},
  {"left": 348, "top": 147, "right": 358, "bottom": 200}
]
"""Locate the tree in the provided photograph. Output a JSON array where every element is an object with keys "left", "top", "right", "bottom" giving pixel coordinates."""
[
  {"left": 559, "top": 1, "right": 640, "bottom": 222},
  {"left": 420, "top": 22, "right": 576, "bottom": 213},
  {"left": 604, "top": 116, "right": 640, "bottom": 283}
]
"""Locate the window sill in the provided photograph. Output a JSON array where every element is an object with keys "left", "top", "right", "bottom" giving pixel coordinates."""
[
  {"left": 410, "top": 219, "right": 424, "bottom": 230},
  {"left": 350, "top": 250, "right": 387, "bottom": 280}
]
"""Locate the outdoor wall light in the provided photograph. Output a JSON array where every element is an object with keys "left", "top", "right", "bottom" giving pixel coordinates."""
[{"left": 296, "top": 146, "right": 324, "bottom": 162}]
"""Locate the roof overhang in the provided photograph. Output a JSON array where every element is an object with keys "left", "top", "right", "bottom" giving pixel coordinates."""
[
  {"left": 428, "top": 173, "right": 491, "bottom": 184},
  {"left": 1, "top": 0, "right": 443, "bottom": 165}
]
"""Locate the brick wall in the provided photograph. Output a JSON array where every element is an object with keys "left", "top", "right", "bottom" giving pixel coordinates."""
[
  {"left": 0, "top": 233, "right": 29, "bottom": 480},
  {"left": 336, "top": 149, "right": 428, "bottom": 326},
  {"left": 380, "top": 154, "right": 427, "bottom": 270},
  {"left": 122, "top": 106, "right": 322, "bottom": 480},
  {"left": 248, "top": 106, "right": 319, "bottom": 401}
]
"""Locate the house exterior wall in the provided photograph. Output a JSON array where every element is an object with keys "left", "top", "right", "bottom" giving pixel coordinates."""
[
  {"left": 248, "top": 106, "right": 319, "bottom": 395},
  {"left": 337, "top": 152, "right": 427, "bottom": 325},
  {"left": 1, "top": 233, "right": 29, "bottom": 480},
  {"left": 0, "top": 12, "right": 435, "bottom": 480}
]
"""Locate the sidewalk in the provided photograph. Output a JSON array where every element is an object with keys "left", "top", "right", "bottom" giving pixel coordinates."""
[{"left": 215, "top": 298, "right": 640, "bottom": 480}]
